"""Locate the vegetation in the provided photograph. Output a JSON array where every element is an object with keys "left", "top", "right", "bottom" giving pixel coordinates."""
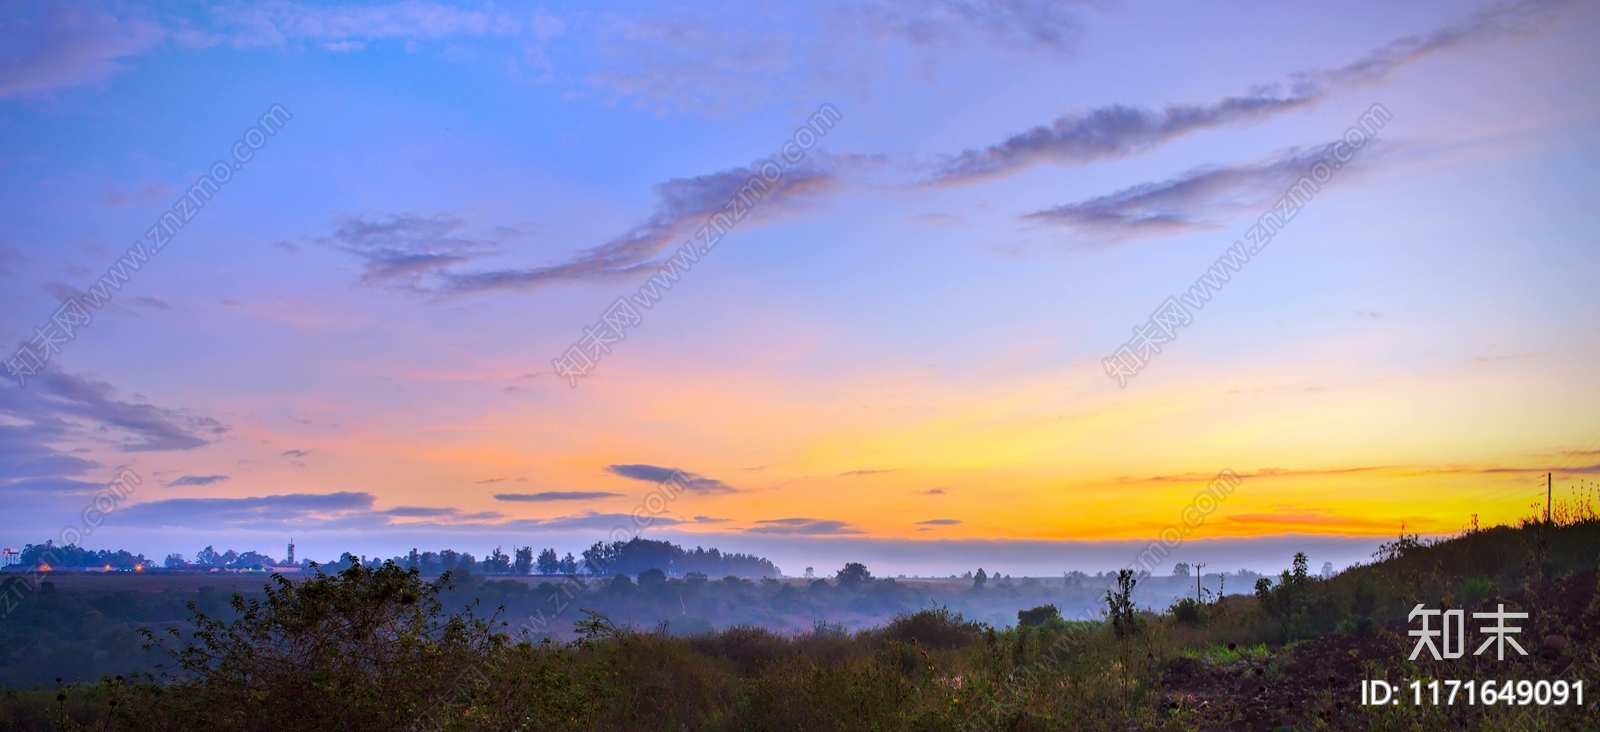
[{"left": 8, "top": 503, "right": 1600, "bottom": 729}]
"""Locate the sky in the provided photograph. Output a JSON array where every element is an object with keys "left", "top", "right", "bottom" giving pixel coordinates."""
[{"left": 2, "top": 0, "right": 1598, "bottom": 577}]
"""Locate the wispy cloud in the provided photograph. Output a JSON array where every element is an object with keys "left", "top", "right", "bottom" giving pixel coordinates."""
[
  {"left": 747, "top": 517, "right": 863, "bottom": 535},
  {"left": 1022, "top": 142, "right": 1379, "bottom": 241},
  {"left": 0, "top": 1, "right": 165, "bottom": 99},
  {"left": 606, "top": 463, "right": 738, "bottom": 494},
  {"left": 209, "top": 1, "right": 524, "bottom": 51},
  {"left": 383, "top": 505, "right": 505, "bottom": 520},
  {"left": 2, "top": 370, "right": 224, "bottom": 453},
  {"left": 436, "top": 161, "right": 838, "bottom": 295},
  {"left": 930, "top": 0, "right": 1563, "bottom": 184},
  {"left": 494, "top": 491, "right": 623, "bottom": 502},
  {"left": 321, "top": 212, "right": 501, "bottom": 290},
  {"left": 839, "top": 468, "right": 895, "bottom": 476},
  {"left": 167, "top": 474, "right": 229, "bottom": 487},
  {"left": 279, "top": 449, "right": 310, "bottom": 458},
  {"left": 836, "top": 0, "right": 1088, "bottom": 53}
]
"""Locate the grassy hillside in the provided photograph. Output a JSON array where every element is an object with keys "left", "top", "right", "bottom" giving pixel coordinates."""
[{"left": 6, "top": 513, "right": 1600, "bottom": 730}]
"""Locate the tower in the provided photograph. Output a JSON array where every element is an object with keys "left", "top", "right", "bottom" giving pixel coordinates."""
[{"left": 287, "top": 539, "right": 295, "bottom": 566}]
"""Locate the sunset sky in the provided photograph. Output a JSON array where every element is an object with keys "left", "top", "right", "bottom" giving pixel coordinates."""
[{"left": 3, "top": 0, "right": 1598, "bottom": 576}]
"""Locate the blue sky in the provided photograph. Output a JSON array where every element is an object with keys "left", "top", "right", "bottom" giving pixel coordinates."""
[{"left": 2, "top": 0, "right": 1598, "bottom": 576}]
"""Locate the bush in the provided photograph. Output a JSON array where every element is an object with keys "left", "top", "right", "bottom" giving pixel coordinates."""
[
  {"left": 880, "top": 606, "right": 981, "bottom": 650},
  {"left": 122, "top": 560, "right": 501, "bottom": 731}
]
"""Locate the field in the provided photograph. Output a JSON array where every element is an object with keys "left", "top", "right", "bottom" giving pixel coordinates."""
[{"left": 3, "top": 511, "right": 1599, "bottom": 730}]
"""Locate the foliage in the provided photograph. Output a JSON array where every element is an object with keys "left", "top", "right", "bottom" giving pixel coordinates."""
[{"left": 119, "top": 559, "right": 503, "bottom": 731}]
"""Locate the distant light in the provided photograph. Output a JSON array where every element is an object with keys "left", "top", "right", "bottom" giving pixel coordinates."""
[{"left": 39, "top": 564, "right": 51, "bottom": 572}]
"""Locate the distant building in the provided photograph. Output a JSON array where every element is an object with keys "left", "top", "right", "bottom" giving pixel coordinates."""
[
  {"left": 1, "top": 549, "right": 17, "bottom": 567},
  {"left": 286, "top": 539, "right": 295, "bottom": 566}
]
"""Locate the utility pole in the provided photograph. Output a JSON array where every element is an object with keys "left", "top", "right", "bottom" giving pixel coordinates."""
[
  {"left": 1193, "top": 563, "right": 1206, "bottom": 602},
  {"left": 1547, "top": 473, "right": 1553, "bottom": 524}
]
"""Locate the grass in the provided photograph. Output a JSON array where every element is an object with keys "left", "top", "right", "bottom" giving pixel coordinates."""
[{"left": 10, "top": 501, "right": 1600, "bottom": 730}]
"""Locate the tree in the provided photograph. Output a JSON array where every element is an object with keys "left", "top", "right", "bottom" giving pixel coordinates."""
[
  {"left": 1172, "top": 562, "right": 1191, "bottom": 578},
  {"left": 972, "top": 568, "right": 987, "bottom": 589},
  {"left": 536, "top": 548, "right": 560, "bottom": 575},
  {"left": 1104, "top": 569, "right": 1141, "bottom": 640},
  {"left": 836, "top": 562, "right": 871, "bottom": 588},
  {"left": 165, "top": 553, "right": 189, "bottom": 568},
  {"left": 1017, "top": 604, "right": 1061, "bottom": 628},
  {"left": 514, "top": 546, "right": 534, "bottom": 575},
  {"left": 559, "top": 552, "right": 578, "bottom": 576},
  {"left": 196, "top": 545, "right": 222, "bottom": 567},
  {"left": 130, "top": 559, "right": 501, "bottom": 729},
  {"left": 485, "top": 546, "right": 511, "bottom": 574}
]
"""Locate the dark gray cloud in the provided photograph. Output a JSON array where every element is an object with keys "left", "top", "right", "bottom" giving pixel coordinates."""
[
  {"left": 279, "top": 449, "right": 309, "bottom": 458},
  {"left": 931, "top": 0, "right": 1563, "bottom": 184},
  {"left": 1023, "top": 142, "right": 1372, "bottom": 240},
  {"left": 382, "top": 505, "right": 457, "bottom": 518},
  {"left": 382, "top": 506, "right": 505, "bottom": 520},
  {"left": 117, "top": 491, "right": 381, "bottom": 530},
  {"left": 494, "top": 491, "right": 624, "bottom": 502},
  {"left": 437, "top": 162, "right": 838, "bottom": 295},
  {"left": 747, "top": 517, "right": 863, "bottom": 535},
  {"left": 167, "top": 474, "right": 229, "bottom": 487},
  {"left": 606, "top": 463, "right": 738, "bottom": 494}
]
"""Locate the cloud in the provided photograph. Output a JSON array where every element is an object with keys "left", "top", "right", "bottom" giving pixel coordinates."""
[
  {"left": 585, "top": 1, "right": 1088, "bottom": 115},
  {"left": 209, "top": 2, "right": 524, "bottom": 50},
  {"left": 2, "top": 370, "right": 223, "bottom": 453},
  {"left": 0, "top": 243, "right": 26, "bottom": 278},
  {"left": 1222, "top": 509, "right": 1407, "bottom": 533},
  {"left": 606, "top": 464, "right": 738, "bottom": 494},
  {"left": 279, "top": 449, "right": 310, "bottom": 458},
  {"left": 166, "top": 474, "right": 229, "bottom": 487},
  {"left": 320, "top": 213, "right": 499, "bottom": 290},
  {"left": 915, "top": 518, "right": 961, "bottom": 526},
  {"left": 839, "top": 468, "right": 894, "bottom": 476},
  {"left": 747, "top": 517, "right": 864, "bottom": 535},
  {"left": 0, "top": 1, "right": 166, "bottom": 99},
  {"left": 920, "top": 488, "right": 947, "bottom": 495},
  {"left": 494, "top": 491, "right": 624, "bottom": 502},
  {"left": 101, "top": 181, "right": 176, "bottom": 207},
  {"left": 930, "top": 0, "right": 1564, "bottom": 183},
  {"left": 129, "top": 295, "right": 172, "bottom": 311},
  {"left": 1023, "top": 141, "right": 1380, "bottom": 241},
  {"left": 509, "top": 511, "right": 685, "bottom": 531},
  {"left": 475, "top": 477, "right": 506, "bottom": 483},
  {"left": 383, "top": 505, "right": 503, "bottom": 520},
  {"left": 693, "top": 515, "right": 731, "bottom": 523},
  {"left": 436, "top": 161, "right": 838, "bottom": 295},
  {"left": 117, "top": 491, "right": 381, "bottom": 530},
  {"left": 837, "top": 0, "right": 1087, "bottom": 53}
]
